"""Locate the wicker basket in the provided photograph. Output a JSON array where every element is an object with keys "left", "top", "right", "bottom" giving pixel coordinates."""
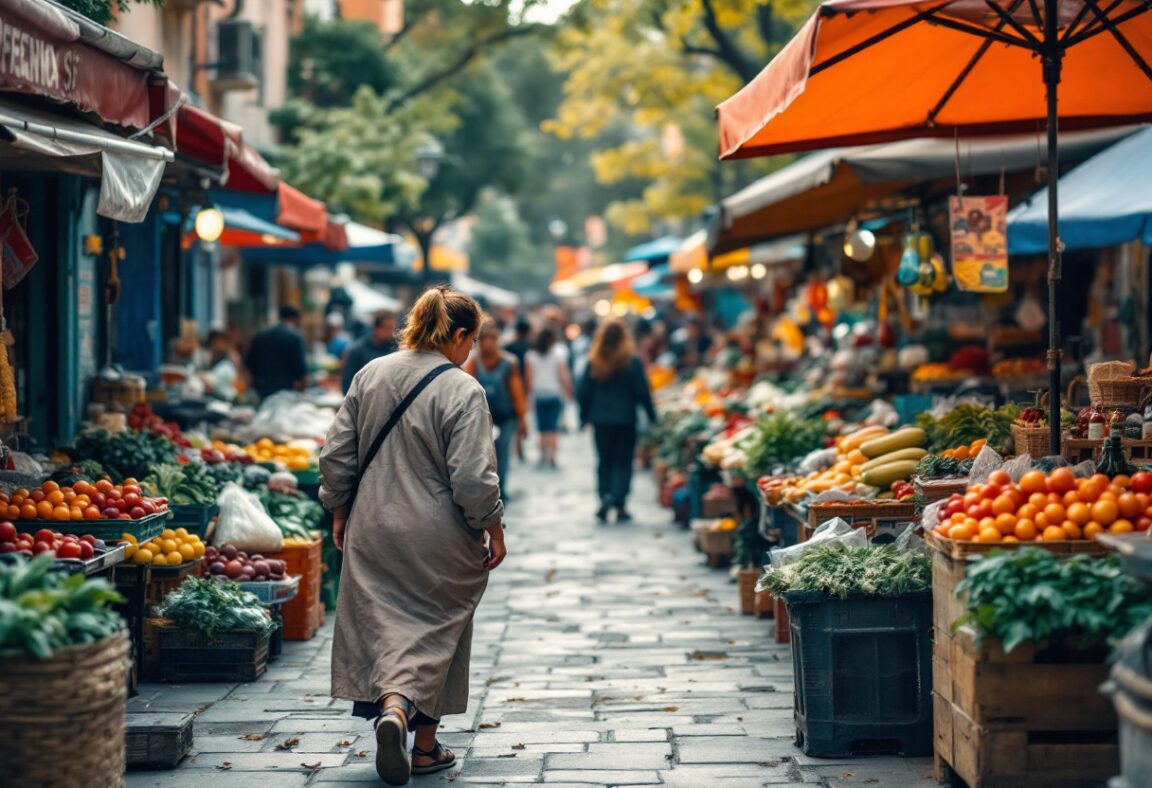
[
  {"left": 1088, "top": 361, "right": 1147, "bottom": 409},
  {"left": 0, "top": 629, "right": 130, "bottom": 787},
  {"left": 1012, "top": 421, "right": 1051, "bottom": 457}
]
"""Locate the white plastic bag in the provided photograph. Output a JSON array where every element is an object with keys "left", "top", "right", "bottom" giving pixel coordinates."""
[
  {"left": 768, "top": 517, "right": 868, "bottom": 569},
  {"left": 212, "top": 483, "right": 284, "bottom": 553}
]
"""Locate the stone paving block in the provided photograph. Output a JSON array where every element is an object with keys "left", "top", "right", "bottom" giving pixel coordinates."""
[
  {"left": 470, "top": 730, "right": 601, "bottom": 747},
  {"left": 181, "top": 752, "right": 348, "bottom": 770},
  {"left": 659, "top": 764, "right": 799, "bottom": 787},
  {"left": 270, "top": 717, "right": 369, "bottom": 734},
  {"left": 457, "top": 754, "right": 545, "bottom": 782},
  {"left": 255, "top": 731, "right": 361, "bottom": 753},
  {"left": 677, "top": 736, "right": 798, "bottom": 764},
  {"left": 542, "top": 769, "right": 662, "bottom": 784},
  {"left": 609, "top": 728, "right": 669, "bottom": 742},
  {"left": 546, "top": 742, "right": 673, "bottom": 770},
  {"left": 125, "top": 771, "right": 313, "bottom": 787},
  {"left": 189, "top": 734, "right": 271, "bottom": 754},
  {"left": 470, "top": 742, "right": 588, "bottom": 756}
]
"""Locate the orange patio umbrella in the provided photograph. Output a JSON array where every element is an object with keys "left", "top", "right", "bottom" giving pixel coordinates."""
[{"left": 717, "top": 0, "right": 1152, "bottom": 453}]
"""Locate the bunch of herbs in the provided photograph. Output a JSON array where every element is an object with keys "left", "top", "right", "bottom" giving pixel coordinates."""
[
  {"left": 157, "top": 577, "right": 272, "bottom": 640},
  {"left": 743, "top": 412, "right": 828, "bottom": 477},
  {"left": 759, "top": 544, "right": 930, "bottom": 599}
]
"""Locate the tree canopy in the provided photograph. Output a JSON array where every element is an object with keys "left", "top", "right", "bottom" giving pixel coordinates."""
[{"left": 547, "top": 0, "right": 816, "bottom": 234}]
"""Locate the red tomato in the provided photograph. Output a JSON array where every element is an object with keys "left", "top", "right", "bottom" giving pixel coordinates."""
[
  {"left": 980, "top": 483, "right": 1003, "bottom": 500},
  {"left": 1132, "top": 472, "right": 1152, "bottom": 495},
  {"left": 32, "top": 541, "right": 54, "bottom": 554},
  {"left": 78, "top": 541, "right": 94, "bottom": 559},
  {"left": 0, "top": 521, "right": 15, "bottom": 543},
  {"left": 33, "top": 528, "right": 56, "bottom": 544},
  {"left": 123, "top": 493, "right": 142, "bottom": 507},
  {"left": 1137, "top": 517, "right": 1152, "bottom": 532},
  {"left": 102, "top": 507, "right": 121, "bottom": 519},
  {"left": 56, "top": 541, "right": 82, "bottom": 559},
  {"left": 988, "top": 470, "right": 1012, "bottom": 487},
  {"left": 963, "top": 492, "right": 981, "bottom": 508},
  {"left": 105, "top": 489, "right": 122, "bottom": 501},
  {"left": 139, "top": 500, "right": 157, "bottom": 516},
  {"left": 128, "top": 506, "right": 146, "bottom": 519},
  {"left": 122, "top": 485, "right": 141, "bottom": 498}
]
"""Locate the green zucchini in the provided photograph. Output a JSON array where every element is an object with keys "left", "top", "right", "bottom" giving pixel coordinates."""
[
  {"left": 859, "top": 447, "right": 928, "bottom": 473},
  {"left": 860, "top": 427, "right": 926, "bottom": 459},
  {"left": 860, "top": 459, "right": 920, "bottom": 487}
]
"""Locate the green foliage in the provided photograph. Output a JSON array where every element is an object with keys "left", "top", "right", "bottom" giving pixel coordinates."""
[
  {"left": 732, "top": 514, "right": 769, "bottom": 569},
  {"left": 142, "top": 464, "right": 219, "bottom": 506},
  {"left": 157, "top": 577, "right": 272, "bottom": 640},
  {"left": 915, "top": 403, "right": 1019, "bottom": 454},
  {"left": 0, "top": 555, "right": 124, "bottom": 660},
  {"left": 257, "top": 489, "right": 323, "bottom": 541},
  {"left": 73, "top": 430, "right": 178, "bottom": 483},
  {"left": 743, "top": 412, "right": 827, "bottom": 477},
  {"left": 955, "top": 548, "right": 1152, "bottom": 653},
  {"left": 55, "top": 0, "right": 163, "bottom": 25},
  {"left": 759, "top": 544, "right": 931, "bottom": 599},
  {"left": 915, "top": 454, "right": 976, "bottom": 479}
]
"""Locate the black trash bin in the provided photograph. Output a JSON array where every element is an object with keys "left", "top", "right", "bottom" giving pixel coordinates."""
[{"left": 784, "top": 589, "right": 933, "bottom": 758}]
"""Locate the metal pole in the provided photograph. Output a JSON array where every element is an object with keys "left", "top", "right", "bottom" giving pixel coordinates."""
[{"left": 1043, "top": 0, "right": 1063, "bottom": 455}]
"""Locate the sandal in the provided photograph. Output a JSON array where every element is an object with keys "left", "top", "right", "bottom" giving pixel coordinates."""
[
  {"left": 411, "top": 740, "right": 457, "bottom": 775},
  {"left": 374, "top": 705, "right": 412, "bottom": 786}
]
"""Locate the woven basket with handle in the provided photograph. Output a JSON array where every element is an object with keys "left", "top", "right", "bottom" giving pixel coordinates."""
[
  {"left": 0, "top": 630, "right": 130, "bottom": 787},
  {"left": 1088, "top": 361, "right": 1148, "bottom": 409},
  {"left": 1012, "top": 421, "right": 1050, "bottom": 457}
]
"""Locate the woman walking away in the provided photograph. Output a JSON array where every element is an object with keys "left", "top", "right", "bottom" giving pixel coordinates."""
[
  {"left": 466, "top": 320, "right": 528, "bottom": 500},
  {"left": 319, "top": 285, "right": 507, "bottom": 786},
  {"left": 526, "top": 327, "right": 572, "bottom": 469},
  {"left": 577, "top": 319, "right": 657, "bottom": 523}
]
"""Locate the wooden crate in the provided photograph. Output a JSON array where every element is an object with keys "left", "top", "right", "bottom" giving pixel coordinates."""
[
  {"left": 773, "top": 596, "right": 790, "bottom": 644},
  {"left": 753, "top": 589, "right": 774, "bottom": 619},
  {"left": 1063, "top": 437, "right": 1152, "bottom": 465},
  {"left": 737, "top": 569, "right": 759, "bottom": 615},
  {"left": 699, "top": 528, "right": 734, "bottom": 567},
  {"left": 126, "top": 712, "right": 194, "bottom": 770},
  {"left": 805, "top": 501, "right": 918, "bottom": 542}
]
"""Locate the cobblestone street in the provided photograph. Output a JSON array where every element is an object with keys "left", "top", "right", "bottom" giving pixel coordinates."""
[{"left": 126, "top": 435, "right": 937, "bottom": 787}]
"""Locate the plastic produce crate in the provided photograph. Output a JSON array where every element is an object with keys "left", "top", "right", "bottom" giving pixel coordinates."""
[
  {"left": 264, "top": 536, "right": 323, "bottom": 640},
  {"left": 785, "top": 589, "right": 933, "bottom": 758},
  {"left": 157, "top": 625, "right": 270, "bottom": 683},
  {"left": 14, "top": 510, "right": 171, "bottom": 543},
  {"left": 168, "top": 504, "right": 218, "bottom": 538}
]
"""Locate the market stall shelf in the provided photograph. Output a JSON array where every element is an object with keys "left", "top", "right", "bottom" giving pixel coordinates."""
[{"left": 14, "top": 510, "right": 170, "bottom": 543}]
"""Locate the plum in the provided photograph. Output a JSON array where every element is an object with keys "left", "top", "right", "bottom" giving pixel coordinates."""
[
  {"left": 224, "top": 560, "right": 244, "bottom": 579},
  {"left": 208, "top": 561, "right": 227, "bottom": 575},
  {"left": 252, "top": 560, "right": 270, "bottom": 577},
  {"left": 220, "top": 544, "right": 238, "bottom": 560}
]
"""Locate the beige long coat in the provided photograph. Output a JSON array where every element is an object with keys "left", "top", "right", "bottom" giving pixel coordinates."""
[{"left": 319, "top": 349, "right": 503, "bottom": 719}]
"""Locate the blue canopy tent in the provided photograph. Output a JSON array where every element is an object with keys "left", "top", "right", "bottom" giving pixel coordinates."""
[
  {"left": 1009, "top": 128, "right": 1152, "bottom": 255},
  {"left": 164, "top": 204, "right": 300, "bottom": 244},
  {"left": 623, "top": 236, "right": 681, "bottom": 264},
  {"left": 631, "top": 262, "right": 675, "bottom": 298},
  {"left": 243, "top": 221, "right": 403, "bottom": 267}
]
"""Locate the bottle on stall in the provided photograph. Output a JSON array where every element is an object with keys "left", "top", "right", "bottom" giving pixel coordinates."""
[{"left": 1087, "top": 404, "right": 1108, "bottom": 440}]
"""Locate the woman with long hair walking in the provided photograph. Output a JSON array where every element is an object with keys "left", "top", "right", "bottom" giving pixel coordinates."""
[
  {"left": 577, "top": 318, "right": 657, "bottom": 523},
  {"left": 525, "top": 327, "right": 572, "bottom": 468},
  {"left": 319, "top": 285, "right": 507, "bottom": 785},
  {"left": 465, "top": 319, "right": 528, "bottom": 500}
]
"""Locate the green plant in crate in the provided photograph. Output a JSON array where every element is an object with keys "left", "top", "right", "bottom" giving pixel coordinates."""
[
  {"left": 157, "top": 577, "right": 273, "bottom": 640},
  {"left": 0, "top": 554, "right": 124, "bottom": 659},
  {"left": 743, "top": 412, "right": 828, "bottom": 478},
  {"left": 956, "top": 548, "right": 1152, "bottom": 653},
  {"left": 73, "top": 430, "right": 178, "bottom": 483},
  {"left": 142, "top": 464, "right": 218, "bottom": 506},
  {"left": 759, "top": 544, "right": 931, "bottom": 599},
  {"left": 257, "top": 489, "right": 323, "bottom": 540}
]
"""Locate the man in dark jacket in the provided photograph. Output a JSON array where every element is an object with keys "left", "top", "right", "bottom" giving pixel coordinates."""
[
  {"left": 341, "top": 311, "right": 399, "bottom": 393},
  {"left": 246, "top": 305, "right": 308, "bottom": 400}
]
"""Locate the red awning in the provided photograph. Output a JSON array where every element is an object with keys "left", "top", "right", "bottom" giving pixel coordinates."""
[
  {"left": 277, "top": 182, "right": 327, "bottom": 235},
  {"left": 175, "top": 102, "right": 279, "bottom": 193}
]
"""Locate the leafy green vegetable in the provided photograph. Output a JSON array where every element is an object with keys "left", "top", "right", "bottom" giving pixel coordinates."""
[
  {"left": 143, "top": 463, "right": 219, "bottom": 505},
  {"left": 0, "top": 554, "right": 124, "bottom": 659},
  {"left": 157, "top": 577, "right": 273, "bottom": 640},
  {"left": 257, "top": 489, "right": 323, "bottom": 540},
  {"left": 73, "top": 429, "right": 179, "bottom": 482},
  {"left": 955, "top": 548, "right": 1152, "bottom": 653},
  {"left": 915, "top": 454, "right": 976, "bottom": 479},
  {"left": 759, "top": 544, "right": 931, "bottom": 599},
  {"left": 916, "top": 403, "right": 1019, "bottom": 455},
  {"left": 743, "top": 412, "right": 828, "bottom": 477},
  {"left": 732, "top": 515, "right": 770, "bottom": 570}
]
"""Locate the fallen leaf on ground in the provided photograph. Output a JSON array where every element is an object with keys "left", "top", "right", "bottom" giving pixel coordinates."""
[
  {"left": 663, "top": 706, "right": 679, "bottom": 712},
  {"left": 511, "top": 743, "right": 526, "bottom": 750},
  {"left": 216, "top": 763, "right": 232, "bottom": 771},
  {"left": 275, "top": 738, "right": 301, "bottom": 750},
  {"left": 239, "top": 734, "right": 264, "bottom": 741},
  {"left": 544, "top": 569, "right": 557, "bottom": 583},
  {"left": 336, "top": 740, "right": 353, "bottom": 747},
  {"left": 355, "top": 751, "right": 368, "bottom": 758},
  {"left": 497, "top": 753, "right": 517, "bottom": 759},
  {"left": 301, "top": 762, "right": 321, "bottom": 771},
  {"left": 504, "top": 697, "right": 527, "bottom": 703},
  {"left": 689, "top": 650, "right": 728, "bottom": 661},
  {"left": 478, "top": 722, "right": 502, "bottom": 729}
]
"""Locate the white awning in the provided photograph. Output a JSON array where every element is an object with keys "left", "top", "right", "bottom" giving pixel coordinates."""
[
  {"left": 342, "top": 277, "right": 402, "bottom": 322},
  {"left": 0, "top": 99, "right": 173, "bottom": 223},
  {"left": 451, "top": 272, "right": 520, "bottom": 307}
]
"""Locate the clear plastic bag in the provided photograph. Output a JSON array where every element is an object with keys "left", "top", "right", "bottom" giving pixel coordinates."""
[
  {"left": 212, "top": 482, "right": 284, "bottom": 553},
  {"left": 768, "top": 517, "right": 868, "bottom": 569}
]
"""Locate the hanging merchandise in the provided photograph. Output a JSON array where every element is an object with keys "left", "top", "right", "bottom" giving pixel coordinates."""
[
  {"left": 896, "top": 230, "right": 921, "bottom": 287},
  {"left": 949, "top": 195, "right": 1008, "bottom": 292},
  {"left": 0, "top": 270, "right": 15, "bottom": 424},
  {"left": 0, "top": 190, "right": 38, "bottom": 290}
]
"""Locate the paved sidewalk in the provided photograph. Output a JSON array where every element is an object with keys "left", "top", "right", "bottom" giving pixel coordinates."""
[{"left": 126, "top": 435, "right": 938, "bottom": 787}]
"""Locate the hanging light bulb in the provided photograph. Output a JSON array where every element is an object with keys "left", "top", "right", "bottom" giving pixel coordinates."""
[
  {"left": 194, "top": 204, "right": 225, "bottom": 243},
  {"left": 727, "top": 265, "right": 749, "bottom": 282},
  {"left": 594, "top": 299, "right": 612, "bottom": 317},
  {"left": 750, "top": 263, "right": 768, "bottom": 280},
  {"left": 687, "top": 268, "right": 704, "bottom": 284}
]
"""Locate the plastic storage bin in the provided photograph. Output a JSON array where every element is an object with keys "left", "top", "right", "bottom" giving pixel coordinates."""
[{"left": 785, "top": 589, "right": 933, "bottom": 757}]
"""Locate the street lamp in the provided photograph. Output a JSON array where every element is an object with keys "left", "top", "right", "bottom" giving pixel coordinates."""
[
  {"left": 194, "top": 202, "right": 225, "bottom": 244},
  {"left": 416, "top": 138, "right": 444, "bottom": 180}
]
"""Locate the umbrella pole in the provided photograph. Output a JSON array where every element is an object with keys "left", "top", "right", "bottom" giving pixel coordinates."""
[{"left": 1043, "top": 0, "right": 1063, "bottom": 456}]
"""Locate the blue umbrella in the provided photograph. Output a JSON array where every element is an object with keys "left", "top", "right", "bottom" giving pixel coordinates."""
[
  {"left": 623, "top": 236, "right": 681, "bottom": 263},
  {"left": 1008, "top": 127, "right": 1152, "bottom": 255}
]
